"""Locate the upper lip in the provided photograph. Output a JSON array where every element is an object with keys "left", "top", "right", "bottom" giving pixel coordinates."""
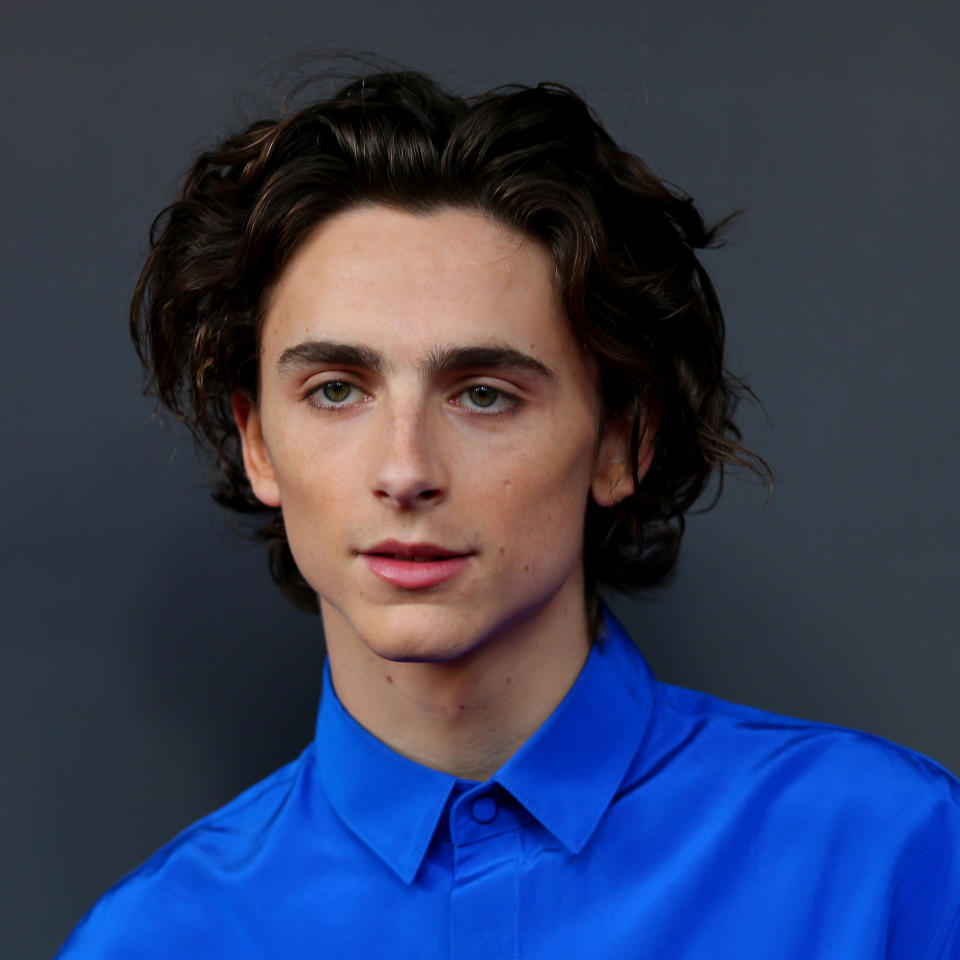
[{"left": 361, "top": 540, "right": 472, "bottom": 559}]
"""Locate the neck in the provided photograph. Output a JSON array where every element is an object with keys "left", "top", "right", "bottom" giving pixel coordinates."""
[{"left": 321, "top": 591, "right": 592, "bottom": 782}]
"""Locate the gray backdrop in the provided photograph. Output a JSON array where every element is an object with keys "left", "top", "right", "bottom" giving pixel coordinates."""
[{"left": 3, "top": 2, "right": 958, "bottom": 957}]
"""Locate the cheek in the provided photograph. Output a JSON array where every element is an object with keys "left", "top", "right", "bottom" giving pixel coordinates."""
[
  {"left": 267, "top": 438, "right": 353, "bottom": 550},
  {"left": 477, "top": 424, "right": 597, "bottom": 558},
  {"left": 280, "top": 450, "right": 334, "bottom": 502}
]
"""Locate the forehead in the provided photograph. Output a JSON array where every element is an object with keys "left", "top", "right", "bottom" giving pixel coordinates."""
[{"left": 261, "top": 204, "right": 581, "bottom": 368}]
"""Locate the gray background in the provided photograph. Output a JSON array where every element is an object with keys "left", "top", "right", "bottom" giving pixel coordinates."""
[{"left": 3, "top": 1, "right": 958, "bottom": 957}]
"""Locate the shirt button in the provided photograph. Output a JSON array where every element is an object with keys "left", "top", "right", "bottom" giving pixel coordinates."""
[{"left": 470, "top": 795, "right": 498, "bottom": 824}]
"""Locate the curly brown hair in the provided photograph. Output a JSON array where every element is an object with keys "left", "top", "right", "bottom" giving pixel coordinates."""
[{"left": 131, "top": 67, "right": 770, "bottom": 630}]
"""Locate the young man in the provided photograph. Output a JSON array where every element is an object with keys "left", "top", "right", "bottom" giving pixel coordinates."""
[{"left": 58, "top": 70, "right": 959, "bottom": 958}]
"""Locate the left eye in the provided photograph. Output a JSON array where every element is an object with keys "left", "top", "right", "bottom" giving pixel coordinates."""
[{"left": 456, "top": 385, "right": 518, "bottom": 414}]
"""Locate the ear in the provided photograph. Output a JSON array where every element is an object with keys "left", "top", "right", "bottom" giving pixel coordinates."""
[
  {"left": 590, "top": 407, "right": 658, "bottom": 508},
  {"left": 231, "top": 391, "right": 282, "bottom": 508}
]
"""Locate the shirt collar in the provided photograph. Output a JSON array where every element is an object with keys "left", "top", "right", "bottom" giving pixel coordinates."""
[
  {"left": 313, "top": 604, "right": 655, "bottom": 883},
  {"left": 493, "top": 607, "right": 656, "bottom": 854},
  {"left": 313, "top": 664, "right": 456, "bottom": 884}
]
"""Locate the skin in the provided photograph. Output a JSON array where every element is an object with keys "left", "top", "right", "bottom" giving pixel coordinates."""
[{"left": 233, "top": 204, "right": 654, "bottom": 781}]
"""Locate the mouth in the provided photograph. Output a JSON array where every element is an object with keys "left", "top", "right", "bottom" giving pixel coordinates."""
[
  {"left": 370, "top": 555, "right": 456, "bottom": 562},
  {"left": 360, "top": 541, "right": 474, "bottom": 589},
  {"left": 362, "top": 540, "right": 472, "bottom": 561}
]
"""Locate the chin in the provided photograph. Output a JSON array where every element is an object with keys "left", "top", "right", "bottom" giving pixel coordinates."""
[{"left": 337, "top": 599, "right": 491, "bottom": 664}]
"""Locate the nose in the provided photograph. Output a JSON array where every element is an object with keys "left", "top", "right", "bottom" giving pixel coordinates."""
[{"left": 371, "top": 399, "right": 446, "bottom": 509}]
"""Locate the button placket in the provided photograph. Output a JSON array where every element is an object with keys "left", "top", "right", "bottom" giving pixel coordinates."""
[{"left": 449, "top": 803, "right": 520, "bottom": 960}]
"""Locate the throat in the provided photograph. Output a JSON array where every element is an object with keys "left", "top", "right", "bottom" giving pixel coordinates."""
[
  {"left": 373, "top": 669, "right": 540, "bottom": 781},
  {"left": 319, "top": 591, "right": 592, "bottom": 781}
]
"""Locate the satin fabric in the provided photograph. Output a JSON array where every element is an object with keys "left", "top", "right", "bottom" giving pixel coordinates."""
[{"left": 57, "top": 608, "right": 960, "bottom": 958}]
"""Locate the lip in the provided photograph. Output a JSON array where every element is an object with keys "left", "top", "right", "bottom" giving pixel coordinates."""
[{"left": 360, "top": 540, "right": 474, "bottom": 589}]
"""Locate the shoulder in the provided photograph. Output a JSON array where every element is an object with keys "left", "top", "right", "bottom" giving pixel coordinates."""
[
  {"left": 54, "top": 751, "right": 311, "bottom": 959},
  {"left": 652, "top": 680, "right": 960, "bottom": 794},
  {"left": 641, "top": 681, "right": 960, "bottom": 954},
  {"left": 647, "top": 680, "right": 960, "bottom": 819}
]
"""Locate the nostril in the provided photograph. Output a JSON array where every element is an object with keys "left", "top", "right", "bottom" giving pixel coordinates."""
[{"left": 372, "top": 485, "right": 443, "bottom": 506}]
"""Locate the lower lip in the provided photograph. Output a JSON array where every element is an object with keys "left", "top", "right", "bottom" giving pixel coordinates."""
[{"left": 362, "top": 554, "right": 472, "bottom": 589}]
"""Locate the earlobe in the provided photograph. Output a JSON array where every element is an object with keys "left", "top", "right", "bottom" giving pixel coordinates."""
[
  {"left": 590, "top": 409, "right": 658, "bottom": 508},
  {"left": 231, "top": 391, "right": 282, "bottom": 508}
]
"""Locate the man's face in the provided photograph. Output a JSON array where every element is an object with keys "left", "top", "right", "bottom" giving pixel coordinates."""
[{"left": 235, "top": 204, "right": 634, "bottom": 663}]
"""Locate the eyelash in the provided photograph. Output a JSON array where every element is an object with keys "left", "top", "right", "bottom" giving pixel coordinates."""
[
  {"left": 305, "top": 380, "right": 522, "bottom": 417},
  {"left": 452, "top": 384, "right": 521, "bottom": 416},
  {"left": 306, "top": 380, "right": 369, "bottom": 411}
]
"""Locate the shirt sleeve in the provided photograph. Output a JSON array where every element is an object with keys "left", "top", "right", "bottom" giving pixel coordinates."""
[
  {"left": 890, "top": 768, "right": 960, "bottom": 960},
  {"left": 53, "top": 857, "right": 252, "bottom": 960}
]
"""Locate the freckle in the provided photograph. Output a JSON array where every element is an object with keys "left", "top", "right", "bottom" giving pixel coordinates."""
[
  {"left": 506, "top": 677, "right": 512, "bottom": 685},
  {"left": 386, "top": 675, "right": 393, "bottom": 684},
  {"left": 499, "top": 546, "right": 505, "bottom": 556},
  {"left": 459, "top": 703, "right": 465, "bottom": 710},
  {"left": 523, "top": 564, "right": 529, "bottom": 572}
]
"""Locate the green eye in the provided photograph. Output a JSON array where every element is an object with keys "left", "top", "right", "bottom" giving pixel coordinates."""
[
  {"left": 321, "top": 381, "right": 353, "bottom": 403},
  {"left": 456, "top": 384, "right": 521, "bottom": 416},
  {"left": 467, "top": 385, "right": 499, "bottom": 408}
]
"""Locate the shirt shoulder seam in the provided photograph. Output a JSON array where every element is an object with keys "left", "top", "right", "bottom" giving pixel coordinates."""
[
  {"left": 113, "top": 754, "right": 308, "bottom": 887},
  {"left": 652, "top": 686, "right": 960, "bottom": 786}
]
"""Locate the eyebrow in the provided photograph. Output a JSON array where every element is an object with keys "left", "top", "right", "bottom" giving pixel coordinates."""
[
  {"left": 278, "top": 341, "right": 384, "bottom": 374},
  {"left": 277, "top": 340, "right": 554, "bottom": 381}
]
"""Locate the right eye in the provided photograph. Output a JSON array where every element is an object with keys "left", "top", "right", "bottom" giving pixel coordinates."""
[{"left": 307, "top": 380, "right": 368, "bottom": 410}]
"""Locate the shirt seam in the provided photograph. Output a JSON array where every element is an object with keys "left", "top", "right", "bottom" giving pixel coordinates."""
[
  {"left": 143, "top": 762, "right": 303, "bottom": 864},
  {"left": 447, "top": 818, "right": 532, "bottom": 849},
  {"left": 653, "top": 694, "right": 960, "bottom": 785}
]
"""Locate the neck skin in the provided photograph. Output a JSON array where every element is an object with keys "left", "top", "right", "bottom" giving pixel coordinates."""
[{"left": 321, "top": 586, "right": 592, "bottom": 783}]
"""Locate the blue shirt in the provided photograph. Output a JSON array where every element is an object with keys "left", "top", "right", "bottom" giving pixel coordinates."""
[{"left": 57, "top": 608, "right": 960, "bottom": 958}]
